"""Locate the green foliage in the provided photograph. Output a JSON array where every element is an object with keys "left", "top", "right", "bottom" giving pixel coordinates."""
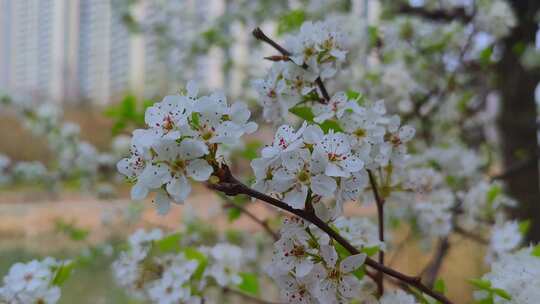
[
  {"left": 154, "top": 233, "right": 183, "bottom": 253},
  {"left": 470, "top": 278, "right": 512, "bottom": 302},
  {"left": 52, "top": 261, "right": 75, "bottom": 286},
  {"left": 239, "top": 140, "right": 263, "bottom": 161},
  {"left": 289, "top": 105, "right": 343, "bottom": 133},
  {"left": 531, "top": 244, "right": 540, "bottom": 257},
  {"left": 55, "top": 219, "right": 89, "bottom": 241},
  {"left": 361, "top": 246, "right": 380, "bottom": 257},
  {"left": 104, "top": 95, "right": 154, "bottom": 135},
  {"left": 277, "top": 10, "right": 306, "bottom": 35},
  {"left": 434, "top": 279, "right": 446, "bottom": 294},
  {"left": 486, "top": 184, "right": 502, "bottom": 207},
  {"left": 367, "top": 26, "right": 379, "bottom": 48},
  {"left": 183, "top": 247, "right": 208, "bottom": 280},
  {"left": 519, "top": 220, "right": 531, "bottom": 235},
  {"left": 237, "top": 272, "right": 260, "bottom": 296},
  {"left": 227, "top": 207, "right": 242, "bottom": 222}
]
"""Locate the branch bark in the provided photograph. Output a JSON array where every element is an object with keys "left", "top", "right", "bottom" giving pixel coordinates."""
[
  {"left": 367, "top": 170, "right": 386, "bottom": 296},
  {"left": 253, "top": 27, "right": 330, "bottom": 103},
  {"left": 210, "top": 165, "right": 453, "bottom": 304}
]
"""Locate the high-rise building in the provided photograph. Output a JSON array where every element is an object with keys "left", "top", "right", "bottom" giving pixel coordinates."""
[
  {"left": 0, "top": 0, "right": 138, "bottom": 105},
  {"left": 0, "top": 0, "right": 231, "bottom": 105}
]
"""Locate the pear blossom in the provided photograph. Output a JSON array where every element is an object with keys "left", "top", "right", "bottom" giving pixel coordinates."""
[
  {"left": 380, "top": 290, "right": 418, "bottom": 304},
  {"left": 489, "top": 220, "right": 522, "bottom": 257},
  {"left": 203, "top": 243, "right": 244, "bottom": 287},
  {"left": 314, "top": 131, "right": 363, "bottom": 178},
  {"left": 312, "top": 245, "right": 367, "bottom": 303},
  {"left": 0, "top": 258, "right": 65, "bottom": 304}
]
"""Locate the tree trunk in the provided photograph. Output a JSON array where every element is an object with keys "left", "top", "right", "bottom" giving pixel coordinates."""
[{"left": 496, "top": 0, "right": 540, "bottom": 242}]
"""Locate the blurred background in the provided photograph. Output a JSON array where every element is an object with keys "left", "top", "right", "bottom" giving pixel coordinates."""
[{"left": 0, "top": 0, "right": 539, "bottom": 303}]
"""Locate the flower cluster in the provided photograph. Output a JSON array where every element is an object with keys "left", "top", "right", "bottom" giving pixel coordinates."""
[
  {"left": 268, "top": 217, "right": 371, "bottom": 304},
  {"left": 475, "top": 246, "right": 540, "bottom": 303},
  {"left": 251, "top": 98, "right": 414, "bottom": 217},
  {"left": 112, "top": 228, "right": 250, "bottom": 303},
  {"left": 117, "top": 82, "right": 257, "bottom": 214},
  {"left": 0, "top": 258, "right": 68, "bottom": 304},
  {"left": 253, "top": 20, "right": 350, "bottom": 123}
]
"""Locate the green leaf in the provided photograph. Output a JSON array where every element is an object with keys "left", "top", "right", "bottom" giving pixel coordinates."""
[
  {"left": 346, "top": 90, "right": 361, "bottom": 101},
  {"left": 519, "top": 220, "right": 531, "bottom": 235},
  {"left": 361, "top": 246, "right": 380, "bottom": 257},
  {"left": 52, "top": 262, "right": 75, "bottom": 286},
  {"left": 486, "top": 184, "right": 502, "bottom": 207},
  {"left": 289, "top": 106, "right": 315, "bottom": 121},
  {"left": 531, "top": 244, "right": 540, "bottom": 257},
  {"left": 240, "top": 140, "right": 263, "bottom": 161},
  {"left": 479, "top": 46, "right": 494, "bottom": 66},
  {"left": 155, "top": 233, "right": 182, "bottom": 253},
  {"left": 277, "top": 10, "right": 305, "bottom": 35},
  {"left": 367, "top": 26, "right": 379, "bottom": 48},
  {"left": 237, "top": 272, "right": 260, "bottom": 296},
  {"left": 289, "top": 105, "right": 342, "bottom": 133},
  {"left": 319, "top": 120, "right": 342, "bottom": 133},
  {"left": 470, "top": 278, "right": 492, "bottom": 290},
  {"left": 434, "top": 279, "right": 446, "bottom": 294},
  {"left": 183, "top": 247, "right": 208, "bottom": 280},
  {"left": 492, "top": 288, "right": 512, "bottom": 300},
  {"left": 55, "top": 219, "right": 89, "bottom": 241},
  {"left": 227, "top": 207, "right": 242, "bottom": 222}
]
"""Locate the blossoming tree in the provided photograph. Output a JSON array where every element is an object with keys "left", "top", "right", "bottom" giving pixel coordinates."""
[{"left": 1, "top": 0, "right": 540, "bottom": 303}]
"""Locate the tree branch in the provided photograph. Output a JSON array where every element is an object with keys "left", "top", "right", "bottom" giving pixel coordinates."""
[
  {"left": 252, "top": 27, "right": 330, "bottom": 103},
  {"left": 397, "top": 5, "right": 473, "bottom": 23},
  {"left": 367, "top": 169, "right": 386, "bottom": 296},
  {"left": 210, "top": 165, "right": 453, "bottom": 304},
  {"left": 420, "top": 237, "right": 450, "bottom": 288},
  {"left": 219, "top": 193, "right": 279, "bottom": 241},
  {"left": 222, "top": 287, "right": 282, "bottom": 304}
]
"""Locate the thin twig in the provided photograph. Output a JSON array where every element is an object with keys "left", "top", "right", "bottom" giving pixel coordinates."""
[
  {"left": 420, "top": 237, "right": 450, "bottom": 288},
  {"left": 367, "top": 169, "right": 385, "bottom": 296},
  {"left": 219, "top": 194, "right": 279, "bottom": 241},
  {"left": 253, "top": 27, "right": 330, "bottom": 103},
  {"left": 454, "top": 226, "right": 489, "bottom": 245},
  {"left": 398, "top": 4, "right": 473, "bottom": 23},
  {"left": 210, "top": 165, "right": 453, "bottom": 304},
  {"left": 223, "top": 287, "right": 282, "bottom": 304}
]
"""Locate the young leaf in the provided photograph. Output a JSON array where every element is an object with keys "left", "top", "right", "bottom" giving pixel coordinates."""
[
  {"left": 434, "top": 278, "right": 446, "bottom": 294},
  {"left": 155, "top": 233, "right": 182, "bottom": 253},
  {"left": 237, "top": 272, "right": 260, "bottom": 296},
  {"left": 52, "top": 262, "right": 75, "bottom": 286}
]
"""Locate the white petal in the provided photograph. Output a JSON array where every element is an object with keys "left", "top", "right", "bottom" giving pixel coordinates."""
[
  {"left": 311, "top": 174, "right": 337, "bottom": 197},
  {"left": 187, "top": 80, "right": 199, "bottom": 97},
  {"left": 320, "top": 244, "right": 338, "bottom": 267},
  {"left": 180, "top": 139, "right": 209, "bottom": 159},
  {"left": 325, "top": 162, "right": 349, "bottom": 177},
  {"left": 340, "top": 253, "right": 366, "bottom": 273},
  {"left": 295, "top": 259, "right": 313, "bottom": 277},
  {"left": 186, "top": 159, "right": 213, "bottom": 181},
  {"left": 131, "top": 182, "right": 148, "bottom": 200},
  {"left": 338, "top": 274, "right": 361, "bottom": 298},
  {"left": 166, "top": 174, "right": 191, "bottom": 202},
  {"left": 284, "top": 187, "right": 308, "bottom": 209},
  {"left": 154, "top": 191, "right": 171, "bottom": 215}
]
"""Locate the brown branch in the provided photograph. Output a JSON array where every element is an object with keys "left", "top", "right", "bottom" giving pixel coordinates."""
[
  {"left": 210, "top": 165, "right": 453, "bottom": 304},
  {"left": 420, "top": 237, "right": 450, "bottom": 288},
  {"left": 454, "top": 226, "right": 489, "bottom": 245},
  {"left": 367, "top": 170, "right": 386, "bottom": 296},
  {"left": 398, "top": 5, "right": 473, "bottom": 23},
  {"left": 219, "top": 194, "right": 279, "bottom": 241},
  {"left": 222, "top": 287, "right": 282, "bottom": 304},
  {"left": 252, "top": 27, "right": 330, "bottom": 103}
]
